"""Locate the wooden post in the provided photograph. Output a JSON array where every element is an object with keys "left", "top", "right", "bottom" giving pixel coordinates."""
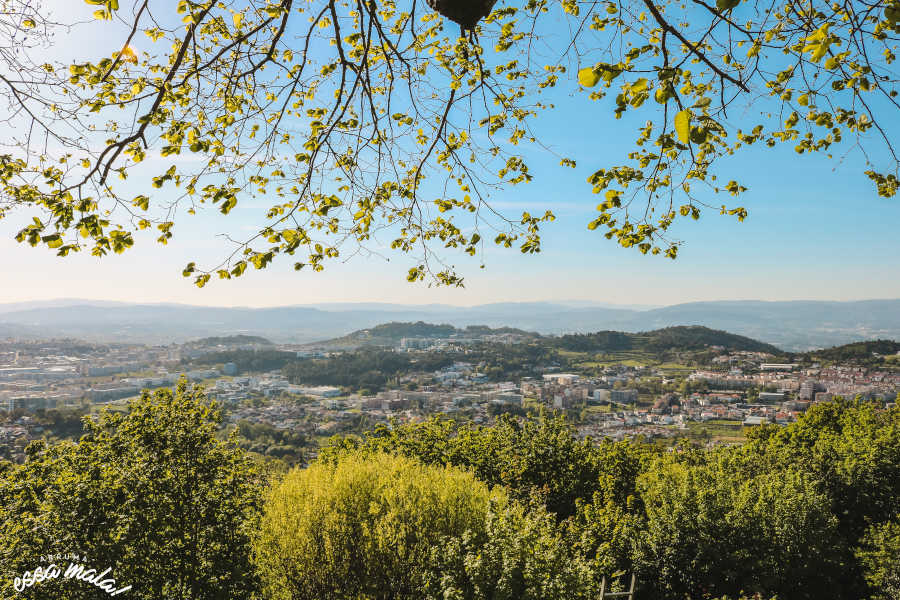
[{"left": 599, "top": 573, "right": 636, "bottom": 600}]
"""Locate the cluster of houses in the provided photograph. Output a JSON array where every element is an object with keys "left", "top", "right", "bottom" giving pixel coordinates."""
[{"left": 3, "top": 338, "right": 900, "bottom": 460}]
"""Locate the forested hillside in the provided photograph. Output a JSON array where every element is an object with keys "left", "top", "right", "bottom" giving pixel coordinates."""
[
  {"left": 181, "top": 350, "right": 298, "bottom": 374},
  {"left": 553, "top": 325, "right": 783, "bottom": 354},
  {"left": 797, "top": 340, "right": 900, "bottom": 366},
  {"left": 188, "top": 335, "right": 274, "bottom": 346},
  {"left": 316, "top": 321, "right": 538, "bottom": 348}
]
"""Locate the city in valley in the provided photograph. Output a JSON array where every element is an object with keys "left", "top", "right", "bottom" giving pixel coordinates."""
[{"left": 2, "top": 323, "right": 898, "bottom": 465}]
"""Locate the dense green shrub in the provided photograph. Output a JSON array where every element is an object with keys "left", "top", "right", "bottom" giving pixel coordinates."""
[
  {"left": 634, "top": 455, "right": 843, "bottom": 600},
  {"left": 252, "top": 452, "right": 504, "bottom": 600},
  {"left": 424, "top": 501, "right": 597, "bottom": 600},
  {"left": 322, "top": 415, "right": 654, "bottom": 519},
  {"left": 856, "top": 518, "right": 900, "bottom": 600},
  {"left": 1, "top": 394, "right": 898, "bottom": 600},
  {"left": 742, "top": 398, "right": 900, "bottom": 596},
  {"left": 0, "top": 382, "right": 264, "bottom": 600}
]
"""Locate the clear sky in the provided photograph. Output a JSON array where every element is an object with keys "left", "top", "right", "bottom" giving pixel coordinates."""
[{"left": 1, "top": 1, "right": 898, "bottom": 308}]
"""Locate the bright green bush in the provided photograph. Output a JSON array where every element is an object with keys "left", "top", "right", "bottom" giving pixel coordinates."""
[
  {"left": 321, "top": 415, "right": 654, "bottom": 519},
  {"left": 743, "top": 398, "right": 900, "bottom": 596},
  {"left": 856, "top": 518, "right": 900, "bottom": 600},
  {"left": 252, "top": 452, "right": 505, "bottom": 600},
  {"left": 424, "top": 500, "right": 597, "bottom": 600},
  {"left": 0, "top": 382, "right": 264, "bottom": 600},
  {"left": 634, "top": 453, "right": 843, "bottom": 600}
]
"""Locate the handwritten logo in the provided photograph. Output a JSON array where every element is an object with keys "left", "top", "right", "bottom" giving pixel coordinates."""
[{"left": 13, "top": 562, "right": 132, "bottom": 596}]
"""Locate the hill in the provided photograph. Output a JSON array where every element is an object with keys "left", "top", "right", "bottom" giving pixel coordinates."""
[
  {"left": 797, "top": 339, "right": 900, "bottom": 365},
  {"left": 318, "top": 323, "right": 781, "bottom": 355},
  {"left": 553, "top": 326, "right": 783, "bottom": 354},
  {"left": 314, "top": 321, "right": 539, "bottom": 349},
  {"left": 188, "top": 335, "right": 273, "bottom": 347}
]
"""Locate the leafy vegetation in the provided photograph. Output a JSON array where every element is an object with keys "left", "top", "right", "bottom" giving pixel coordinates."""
[
  {"left": 181, "top": 349, "right": 298, "bottom": 373},
  {"left": 188, "top": 335, "right": 273, "bottom": 346},
  {"left": 2, "top": 383, "right": 899, "bottom": 599},
  {"left": 279, "top": 342, "right": 553, "bottom": 391},
  {"left": 423, "top": 501, "right": 597, "bottom": 600},
  {"left": 25, "top": 407, "right": 90, "bottom": 439},
  {"left": 856, "top": 518, "right": 900, "bottom": 600},
  {"left": 253, "top": 452, "right": 503, "bottom": 600},
  {"left": 282, "top": 350, "right": 455, "bottom": 392},
  {"left": 324, "top": 399, "right": 900, "bottom": 599},
  {"left": 301, "top": 324, "right": 785, "bottom": 383},
  {"left": 355, "top": 321, "right": 458, "bottom": 340},
  {"left": 470, "top": 341, "right": 557, "bottom": 381},
  {"left": 2, "top": 0, "right": 896, "bottom": 286},
  {"left": 231, "top": 419, "right": 307, "bottom": 464},
  {"left": 795, "top": 339, "right": 900, "bottom": 367},
  {"left": 318, "top": 321, "right": 538, "bottom": 348},
  {"left": 554, "top": 326, "right": 782, "bottom": 354},
  {"left": 0, "top": 381, "right": 265, "bottom": 600},
  {"left": 322, "top": 415, "right": 640, "bottom": 520}
]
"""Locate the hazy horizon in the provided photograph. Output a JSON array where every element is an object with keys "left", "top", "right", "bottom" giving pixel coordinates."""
[{"left": 1, "top": 296, "right": 899, "bottom": 311}]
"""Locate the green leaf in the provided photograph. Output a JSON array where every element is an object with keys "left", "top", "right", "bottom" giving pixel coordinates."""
[
  {"left": 886, "top": 4, "right": 900, "bottom": 23},
  {"left": 42, "top": 234, "right": 63, "bottom": 248},
  {"left": 578, "top": 67, "right": 601, "bottom": 88},
  {"left": 690, "top": 127, "right": 708, "bottom": 144},
  {"left": 654, "top": 87, "right": 672, "bottom": 104},
  {"left": 674, "top": 110, "right": 691, "bottom": 143}
]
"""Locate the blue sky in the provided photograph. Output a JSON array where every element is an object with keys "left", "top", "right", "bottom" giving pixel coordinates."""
[{"left": 1, "top": 1, "right": 897, "bottom": 307}]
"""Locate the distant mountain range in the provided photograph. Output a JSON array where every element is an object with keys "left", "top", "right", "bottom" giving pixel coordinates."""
[{"left": 0, "top": 299, "right": 897, "bottom": 351}]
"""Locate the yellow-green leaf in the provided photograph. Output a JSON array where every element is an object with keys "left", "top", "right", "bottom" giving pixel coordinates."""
[
  {"left": 674, "top": 110, "right": 691, "bottom": 143},
  {"left": 578, "top": 67, "right": 601, "bottom": 88}
]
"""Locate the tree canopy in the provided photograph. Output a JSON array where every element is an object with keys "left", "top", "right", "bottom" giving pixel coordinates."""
[
  {"left": 0, "top": 381, "right": 265, "bottom": 600},
  {"left": 1, "top": 0, "right": 898, "bottom": 285},
  {"left": 1, "top": 385, "right": 899, "bottom": 599}
]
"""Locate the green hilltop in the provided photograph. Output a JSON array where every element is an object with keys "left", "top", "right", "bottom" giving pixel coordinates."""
[
  {"left": 311, "top": 321, "right": 539, "bottom": 348},
  {"left": 552, "top": 325, "right": 783, "bottom": 354},
  {"left": 312, "top": 322, "right": 783, "bottom": 354},
  {"left": 794, "top": 339, "right": 900, "bottom": 366},
  {"left": 188, "top": 334, "right": 274, "bottom": 346}
]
